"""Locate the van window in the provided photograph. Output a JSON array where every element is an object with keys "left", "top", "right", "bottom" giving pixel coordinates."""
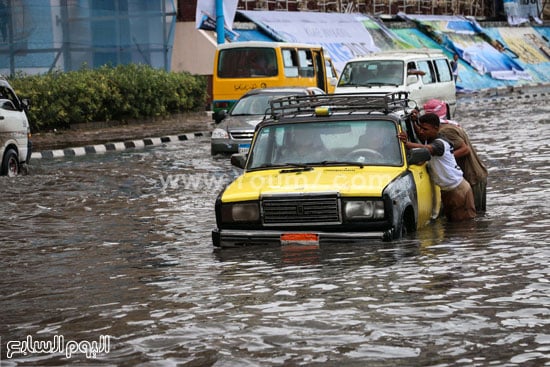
[
  {"left": 218, "top": 47, "right": 276, "bottom": 78},
  {"left": 417, "top": 60, "right": 436, "bottom": 84},
  {"left": 434, "top": 58, "right": 452, "bottom": 82}
]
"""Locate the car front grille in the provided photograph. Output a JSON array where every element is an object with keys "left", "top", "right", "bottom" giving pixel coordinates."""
[
  {"left": 261, "top": 193, "right": 341, "bottom": 226},
  {"left": 229, "top": 130, "right": 254, "bottom": 140}
]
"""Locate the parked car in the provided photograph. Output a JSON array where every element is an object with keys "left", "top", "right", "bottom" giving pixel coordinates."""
[
  {"left": 0, "top": 78, "right": 31, "bottom": 177},
  {"left": 335, "top": 49, "right": 456, "bottom": 118},
  {"left": 211, "top": 87, "right": 325, "bottom": 155},
  {"left": 212, "top": 93, "right": 441, "bottom": 248}
]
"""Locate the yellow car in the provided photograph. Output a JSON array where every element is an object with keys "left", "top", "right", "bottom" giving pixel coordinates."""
[{"left": 212, "top": 93, "right": 440, "bottom": 248}]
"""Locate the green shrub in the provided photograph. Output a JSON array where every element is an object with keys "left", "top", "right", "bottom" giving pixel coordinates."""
[{"left": 8, "top": 64, "right": 208, "bottom": 132}]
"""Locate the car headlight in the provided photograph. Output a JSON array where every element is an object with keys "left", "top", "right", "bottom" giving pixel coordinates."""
[
  {"left": 221, "top": 202, "right": 260, "bottom": 223},
  {"left": 212, "top": 128, "right": 229, "bottom": 139},
  {"left": 344, "top": 200, "right": 385, "bottom": 220}
]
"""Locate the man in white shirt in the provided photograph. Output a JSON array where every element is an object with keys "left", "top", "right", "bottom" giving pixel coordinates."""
[{"left": 398, "top": 113, "right": 476, "bottom": 222}]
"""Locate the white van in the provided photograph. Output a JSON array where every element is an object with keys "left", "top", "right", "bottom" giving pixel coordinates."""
[
  {"left": 335, "top": 49, "right": 456, "bottom": 117},
  {"left": 0, "top": 78, "right": 31, "bottom": 176}
]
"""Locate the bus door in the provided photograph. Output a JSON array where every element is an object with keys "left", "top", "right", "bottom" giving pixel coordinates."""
[{"left": 312, "top": 50, "right": 327, "bottom": 92}]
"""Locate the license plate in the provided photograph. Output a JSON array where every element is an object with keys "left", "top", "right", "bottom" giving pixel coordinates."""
[
  {"left": 280, "top": 233, "right": 319, "bottom": 246},
  {"left": 238, "top": 144, "right": 250, "bottom": 153}
]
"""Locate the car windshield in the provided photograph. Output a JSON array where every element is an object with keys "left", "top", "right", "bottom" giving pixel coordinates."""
[
  {"left": 247, "top": 120, "right": 403, "bottom": 169},
  {"left": 231, "top": 93, "right": 288, "bottom": 116},
  {"left": 339, "top": 60, "right": 404, "bottom": 87}
]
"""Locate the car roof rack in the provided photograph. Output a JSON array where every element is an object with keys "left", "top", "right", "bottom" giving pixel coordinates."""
[{"left": 269, "top": 92, "right": 410, "bottom": 120}]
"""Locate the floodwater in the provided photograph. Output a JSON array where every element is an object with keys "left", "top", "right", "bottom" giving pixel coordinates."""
[{"left": 0, "top": 93, "right": 549, "bottom": 366}]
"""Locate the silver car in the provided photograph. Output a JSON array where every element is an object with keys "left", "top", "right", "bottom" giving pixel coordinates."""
[{"left": 211, "top": 87, "right": 325, "bottom": 155}]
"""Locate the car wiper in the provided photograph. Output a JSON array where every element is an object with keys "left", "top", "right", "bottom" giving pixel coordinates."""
[
  {"left": 342, "top": 82, "right": 372, "bottom": 87},
  {"left": 316, "top": 160, "right": 365, "bottom": 168},
  {"left": 366, "top": 82, "right": 400, "bottom": 86},
  {"left": 249, "top": 163, "right": 312, "bottom": 172},
  {"left": 279, "top": 163, "right": 314, "bottom": 173}
]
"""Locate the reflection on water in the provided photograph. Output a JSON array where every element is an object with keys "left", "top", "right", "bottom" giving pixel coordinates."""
[{"left": 1, "top": 96, "right": 549, "bottom": 366}]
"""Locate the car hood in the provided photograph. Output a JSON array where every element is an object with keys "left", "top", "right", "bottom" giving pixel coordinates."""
[
  {"left": 221, "top": 166, "right": 404, "bottom": 202},
  {"left": 221, "top": 115, "right": 264, "bottom": 130},
  {"left": 335, "top": 85, "right": 405, "bottom": 94}
]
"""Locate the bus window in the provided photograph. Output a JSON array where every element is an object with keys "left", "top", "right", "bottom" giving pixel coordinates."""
[
  {"left": 325, "top": 58, "right": 338, "bottom": 79},
  {"left": 282, "top": 48, "right": 299, "bottom": 77},
  {"left": 218, "top": 48, "right": 277, "bottom": 78},
  {"left": 250, "top": 49, "right": 277, "bottom": 76},
  {"left": 325, "top": 56, "right": 338, "bottom": 93},
  {"left": 298, "top": 49, "right": 314, "bottom": 77}
]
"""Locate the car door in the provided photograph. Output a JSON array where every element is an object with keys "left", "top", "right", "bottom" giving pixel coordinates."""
[{"left": 408, "top": 161, "right": 440, "bottom": 227}]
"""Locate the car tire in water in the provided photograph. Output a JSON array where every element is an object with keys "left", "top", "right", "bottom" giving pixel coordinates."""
[
  {"left": 1, "top": 149, "right": 20, "bottom": 177},
  {"left": 391, "top": 216, "right": 407, "bottom": 240},
  {"left": 394, "top": 209, "right": 415, "bottom": 240}
]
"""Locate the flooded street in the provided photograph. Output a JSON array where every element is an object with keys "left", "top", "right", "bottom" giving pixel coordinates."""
[{"left": 1, "top": 94, "right": 549, "bottom": 366}]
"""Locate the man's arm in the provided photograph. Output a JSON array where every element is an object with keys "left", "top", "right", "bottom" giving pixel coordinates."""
[
  {"left": 439, "top": 127, "right": 470, "bottom": 158},
  {"left": 398, "top": 132, "right": 445, "bottom": 156}
]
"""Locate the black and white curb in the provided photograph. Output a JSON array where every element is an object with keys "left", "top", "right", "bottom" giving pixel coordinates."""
[{"left": 31, "top": 131, "right": 211, "bottom": 160}]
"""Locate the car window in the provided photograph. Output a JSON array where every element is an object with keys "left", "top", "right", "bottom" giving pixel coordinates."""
[
  {"left": 231, "top": 95, "right": 271, "bottom": 115},
  {"left": 0, "top": 85, "right": 19, "bottom": 110},
  {"left": 247, "top": 120, "right": 403, "bottom": 168},
  {"left": 417, "top": 60, "right": 436, "bottom": 84},
  {"left": 231, "top": 92, "right": 314, "bottom": 116},
  {"left": 434, "top": 58, "right": 452, "bottom": 82},
  {"left": 0, "top": 99, "right": 16, "bottom": 110}
]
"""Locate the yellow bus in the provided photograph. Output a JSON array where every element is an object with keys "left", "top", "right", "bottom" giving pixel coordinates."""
[{"left": 212, "top": 41, "right": 337, "bottom": 113}]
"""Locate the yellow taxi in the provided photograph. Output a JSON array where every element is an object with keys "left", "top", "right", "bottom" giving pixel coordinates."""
[{"left": 212, "top": 93, "right": 440, "bottom": 248}]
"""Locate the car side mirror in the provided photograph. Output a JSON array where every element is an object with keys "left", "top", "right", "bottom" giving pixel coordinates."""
[
  {"left": 407, "top": 148, "right": 431, "bottom": 165},
  {"left": 21, "top": 98, "right": 30, "bottom": 111},
  {"left": 406, "top": 75, "right": 419, "bottom": 85},
  {"left": 230, "top": 153, "right": 247, "bottom": 169},
  {"left": 213, "top": 110, "right": 227, "bottom": 124}
]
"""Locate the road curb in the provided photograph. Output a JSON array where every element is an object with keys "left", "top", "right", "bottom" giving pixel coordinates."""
[{"left": 31, "top": 131, "right": 212, "bottom": 160}]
